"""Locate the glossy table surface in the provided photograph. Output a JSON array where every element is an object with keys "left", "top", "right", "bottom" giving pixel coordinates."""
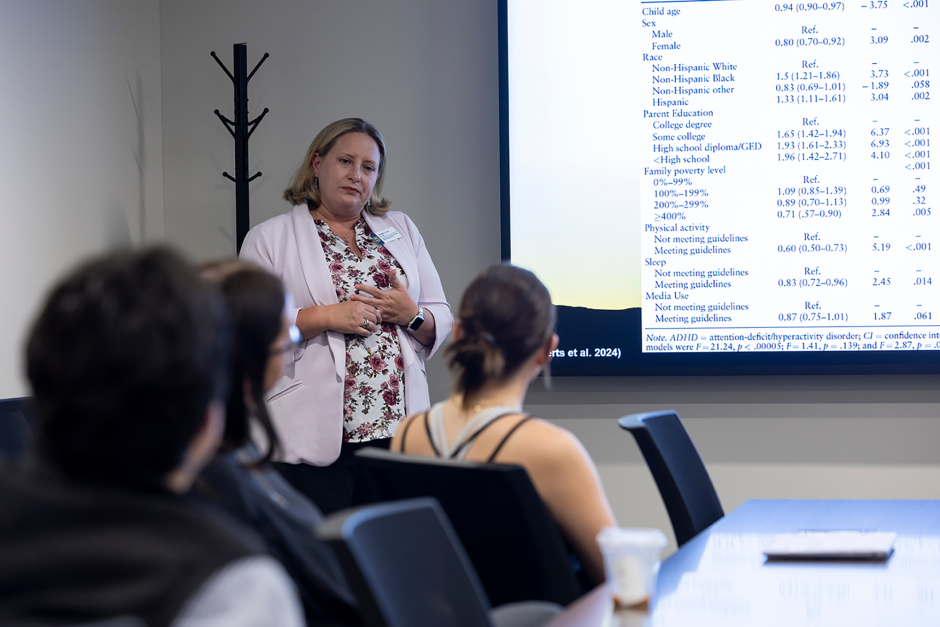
[{"left": 545, "top": 500, "right": 940, "bottom": 627}]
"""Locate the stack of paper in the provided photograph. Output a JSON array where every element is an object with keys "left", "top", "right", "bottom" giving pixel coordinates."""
[{"left": 763, "top": 531, "right": 897, "bottom": 561}]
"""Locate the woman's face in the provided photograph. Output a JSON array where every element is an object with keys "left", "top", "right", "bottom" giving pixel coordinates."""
[
  {"left": 263, "top": 309, "right": 293, "bottom": 393},
  {"left": 312, "top": 132, "right": 381, "bottom": 217}
]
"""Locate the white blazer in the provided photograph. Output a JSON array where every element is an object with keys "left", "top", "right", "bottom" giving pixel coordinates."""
[{"left": 240, "top": 204, "right": 453, "bottom": 465}]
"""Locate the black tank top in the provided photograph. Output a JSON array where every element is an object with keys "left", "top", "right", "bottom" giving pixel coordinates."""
[{"left": 398, "top": 402, "right": 532, "bottom": 463}]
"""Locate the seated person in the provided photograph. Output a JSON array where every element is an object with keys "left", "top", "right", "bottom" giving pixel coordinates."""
[
  {"left": 391, "top": 264, "right": 617, "bottom": 585},
  {"left": 197, "top": 261, "right": 360, "bottom": 626},
  {"left": 0, "top": 248, "right": 304, "bottom": 627}
]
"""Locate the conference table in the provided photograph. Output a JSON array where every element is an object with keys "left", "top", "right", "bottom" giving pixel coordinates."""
[{"left": 545, "top": 500, "right": 940, "bottom": 627}]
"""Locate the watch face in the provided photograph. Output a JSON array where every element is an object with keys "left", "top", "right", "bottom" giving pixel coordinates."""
[{"left": 409, "top": 316, "right": 425, "bottom": 331}]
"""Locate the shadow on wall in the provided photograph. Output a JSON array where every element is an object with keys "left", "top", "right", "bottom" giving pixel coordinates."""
[
  {"left": 128, "top": 74, "right": 146, "bottom": 243},
  {"left": 209, "top": 156, "right": 235, "bottom": 250}
]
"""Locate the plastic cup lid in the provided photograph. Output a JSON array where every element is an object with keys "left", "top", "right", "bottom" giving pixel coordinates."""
[{"left": 597, "top": 527, "right": 668, "bottom": 549}]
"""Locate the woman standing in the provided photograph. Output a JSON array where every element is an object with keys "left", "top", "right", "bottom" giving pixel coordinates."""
[{"left": 240, "top": 118, "right": 452, "bottom": 513}]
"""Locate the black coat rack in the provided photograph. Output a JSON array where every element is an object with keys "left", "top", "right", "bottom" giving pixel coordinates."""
[{"left": 211, "top": 43, "right": 269, "bottom": 252}]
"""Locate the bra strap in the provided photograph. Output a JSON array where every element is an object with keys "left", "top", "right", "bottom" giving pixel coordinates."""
[
  {"left": 397, "top": 412, "right": 423, "bottom": 453},
  {"left": 423, "top": 410, "right": 441, "bottom": 457},
  {"left": 486, "top": 416, "right": 534, "bottom": 463},
  {"left": 450, "top": 412, "right": 521, "bottom": 460}
]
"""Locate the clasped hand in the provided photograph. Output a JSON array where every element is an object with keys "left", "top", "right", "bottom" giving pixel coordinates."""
[
  {"left": 350, "top": 270, "right": 418, "bottom": 327},
  {"left": 331, "top": 300, "right": 382, "bottom": 336}
]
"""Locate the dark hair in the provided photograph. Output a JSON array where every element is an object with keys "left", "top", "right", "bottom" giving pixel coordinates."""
[
  {"left": 201, "top": 261, "right": 284, "bottom": 466},
  {"left": 446, "top": 264, "right": 556, "bottom": 405},
  {"left": 26, "top": 247, "right": 231, "bottom": 485}
]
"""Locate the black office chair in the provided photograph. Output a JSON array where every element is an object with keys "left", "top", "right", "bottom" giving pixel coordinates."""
[
  {"left": 69, "top": 619, "right": 146, "bottom": 627},
  {"left": 618, "top": 410, "right": 723, "bottom": 547},
  {"left": 353, "top": 448, "right": 587, "bottom": 607},
  {"left": 318, "top": 498, "right": 560, "bottom": 627},
  {"left": 0, "top": 397, "right": 34, "bottom": 461}
]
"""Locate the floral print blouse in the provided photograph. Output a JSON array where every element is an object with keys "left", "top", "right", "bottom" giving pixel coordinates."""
[{"left": 314, "top": 216, "right": 408, "bottom": 443}]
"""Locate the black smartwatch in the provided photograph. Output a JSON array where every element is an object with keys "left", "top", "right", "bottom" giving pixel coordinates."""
[{"left": 407, "top": 306, "right": 425, "bottom": 331}]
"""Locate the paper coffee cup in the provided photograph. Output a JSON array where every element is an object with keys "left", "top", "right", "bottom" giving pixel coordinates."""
[{"left": 596, "top": 527, "right": 668, "bottom": 609}]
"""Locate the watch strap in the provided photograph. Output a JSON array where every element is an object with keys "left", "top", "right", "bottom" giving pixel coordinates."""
[{"left": 407, "top": 306, "right": 425, "bottom": 331}]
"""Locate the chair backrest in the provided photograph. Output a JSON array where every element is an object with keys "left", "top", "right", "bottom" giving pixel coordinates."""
[
  {"left": 353, "top": 448, "right": 585, "bottom": 607},
  {"left": 618, "top": 410, "right": 723, "bottom": 546},
  {"left": 0, "top": 397, "right": 35, "bottom": 461},
  {"left": 317, "top": 497, "right": 494, "bottom": 627},
  {"left": 69, "top": 618, "right": 146, "bottom": 627}
]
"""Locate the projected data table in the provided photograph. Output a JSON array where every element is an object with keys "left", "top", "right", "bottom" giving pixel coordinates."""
[{"left": 640, "top": 0, "right": 939, "bottom": 354}]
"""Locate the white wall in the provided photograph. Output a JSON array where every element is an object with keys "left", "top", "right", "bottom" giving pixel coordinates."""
[
  {"left": 0, "top": 0, "right": 164, "bottom": 398},
  {"left": 158, "top": 0, "right": 940, "bottom": 555},
  {"left": 160, "top": 0, "right": 501, "bottom": 399}
]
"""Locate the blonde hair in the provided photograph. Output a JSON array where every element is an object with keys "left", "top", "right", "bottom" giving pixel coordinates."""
[{"left": 283, "top": 118, "right": 391, "bottom": 216}]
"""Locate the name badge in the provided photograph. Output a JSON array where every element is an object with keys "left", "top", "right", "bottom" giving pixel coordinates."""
[{"left": 370, "top": 227, "right": 402, "bottom": 246}]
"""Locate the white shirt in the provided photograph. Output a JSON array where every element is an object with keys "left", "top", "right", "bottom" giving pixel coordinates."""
[{"left": 172, "top": 556, "right": 306, "bottom": 627}]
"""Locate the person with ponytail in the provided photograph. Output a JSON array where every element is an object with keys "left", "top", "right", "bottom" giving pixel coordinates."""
[
  {"left": 197, "top": 261, "right": 361, "bottom": 626},
  {"left": 391, "top": 263, "right": 617, "bottom": 586}
]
